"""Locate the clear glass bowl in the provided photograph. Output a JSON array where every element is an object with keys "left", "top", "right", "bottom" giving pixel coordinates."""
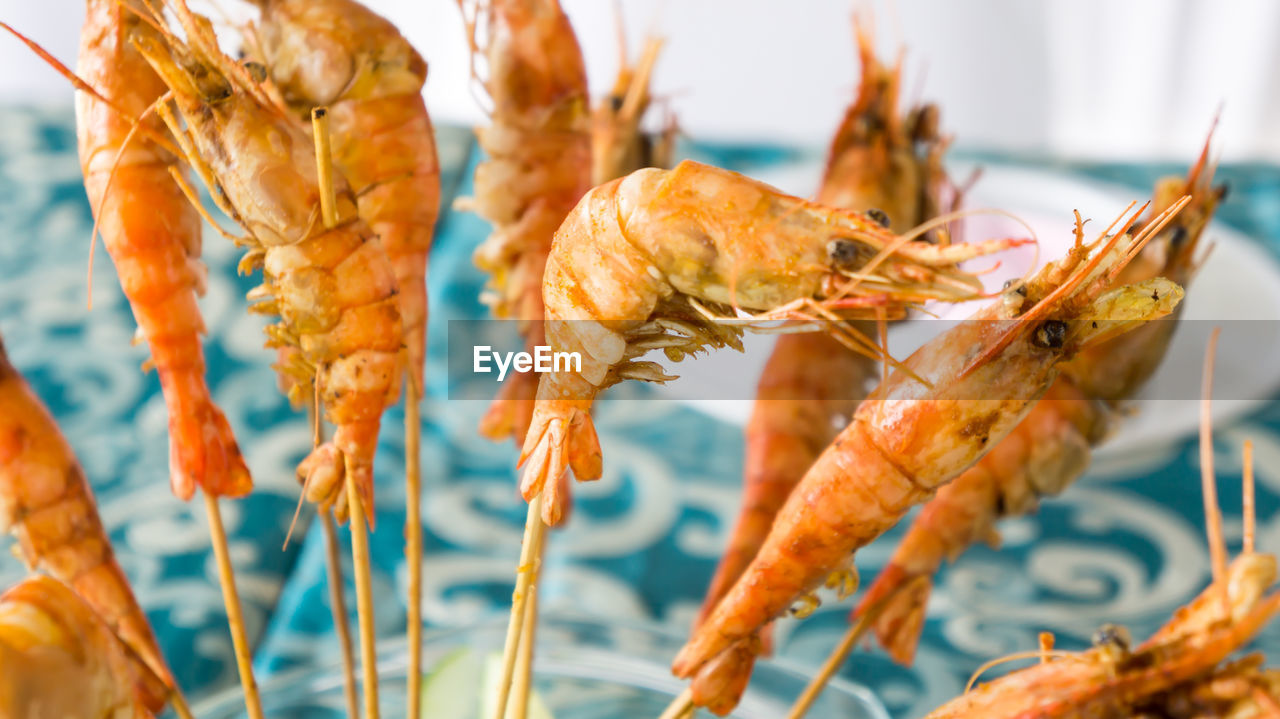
[{"left": 192, "top": 615, "right": 888, "bottom": 718}]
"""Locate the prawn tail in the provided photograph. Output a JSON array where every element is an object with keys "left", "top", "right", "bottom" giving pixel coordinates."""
[
  {"left": 167, "top": 398, "right": 251, "bottom": 500},
  {"left": 690, "top": 637, "right": 759, "bottom": 717},
  {"left": 853, "top": 562, "right": 933, "bottom": 666},
  {"left": 517, "top": 399, "right": 598, "bottom": 526}
]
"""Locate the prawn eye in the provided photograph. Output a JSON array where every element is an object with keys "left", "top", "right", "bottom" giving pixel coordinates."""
[
  {"left": 609, "top": 94, "right": 625, "bottom": 113},
  {"left": 865, "top": 208, "right": 891, "bottom": 228},
  {"left": 827, "top": 238, "right": 862, "bottom": 268},
  {"left": 1167, "top": 225, "right": 1188, "bottom": 248},
  {"left": 243, "top": 61, "right": 268, "bottom": 84},
  {"left": 1033, "top": 320, "right": 1067, "bottom": 349},
  {"left": 1091, "top": 623, "right": 1132, "bottom": 653},
  {"left": 1002, "top": 279, "right": 1028, "bottom": 297}
]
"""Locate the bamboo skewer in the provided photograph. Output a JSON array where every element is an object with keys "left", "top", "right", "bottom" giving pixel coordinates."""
[
  {"left": 784, "top": 577, "right": 924, "bottom": 719},
  {"left": 168, "top": 684, "right": 196, "bottom": 719},
  {"left": 491, "top": 494, "right": 548, "bottom": 719},
  {"left": 203, "top": 491, "right": 265, "bottom": 719},
  {"left": 656, "top": 687, "right": 695, "bottom": 719},
  {"left": 406, "top": 381, "right": 425, "bottom": 719},
  {"left": 511, "top": 525, "right": 547, "bottom": 719},
  {"left": 307, "top": 401, "right": 360, "bottom": 719},
  {"left": 313, "top": 105, "right": 380, "bottom": 719},
  {"left": 323, "top": 506, "right": 361, "bottom": 719},
  {"left": 346, "top": 476, "right": 381, "bottom": 719}
]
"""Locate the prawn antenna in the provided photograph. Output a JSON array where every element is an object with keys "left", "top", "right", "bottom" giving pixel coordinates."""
[
  {"left": 957, "top": 199, "right": 1154, "bottom": 380},
  {"left": 1244, "top": 439, "right": 1256, "bottom": 555},
  {"left": 964, "top": 649, "right": 1076, "bottom": 694},
  {"left": 0, "top": 22, "right": 179, "bottom": 158},
  {"left": 1200, "top": 326, "right": 1231, "bottom": 618}
]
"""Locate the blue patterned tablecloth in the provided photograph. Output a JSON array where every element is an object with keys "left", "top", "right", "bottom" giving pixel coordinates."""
[{"left": 2, "top": 104, "right": 1280, "bottom": 718}]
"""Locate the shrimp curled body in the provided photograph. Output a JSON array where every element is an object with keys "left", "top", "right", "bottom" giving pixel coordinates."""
[
  {"left": 0, "top": 338, "right": 170, "bottom": 712},
  {"left": 856, "top": 146, "right": 1225, "bottom": 666},
  {"left": 0, "top": 575, "right": 159, "bottom": 718},
  {"left": 520, "top": 159, "right": 1026, "bottom": 526},
  {"left": 673, "top": 207, "right": 1189, "bottom": 710},
  {"left": 76, "top": 0, "right": 250, "bottom": 500},
  {"left": 134, "top": 12, "right": 403, "bottom": 515},
  {"left": 252, "top": 0, "right": 440, "bottom": 395}
]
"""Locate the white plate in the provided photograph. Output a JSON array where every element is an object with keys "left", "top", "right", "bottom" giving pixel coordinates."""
[{"left": 654, "top": 161, "right": 1280, "bottom": 458}]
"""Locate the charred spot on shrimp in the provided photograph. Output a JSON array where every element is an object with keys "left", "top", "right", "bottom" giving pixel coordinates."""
[
  {"left": 958, "top": 411, "right": 1000, "bottom": 446},
  {"left": 242, "top": 61, "right": 268, "bottom": 84},
  {"left": 1032, "top": 320, "right": 1068, "bottom": 349}
]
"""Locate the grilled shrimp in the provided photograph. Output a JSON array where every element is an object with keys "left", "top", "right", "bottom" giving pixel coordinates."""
[
  {"left": 925, "top": 559, "right": 1280, "bottom": 719},
  {"left": 250, "top": 0, "right": 440, "bottom": 395},
  {"left": 590, "top": 35, "right": 676, "bottom": 186},
  {"left": 696, "top": 21, "right": 953, "bottom": 645},
  {"left": 460, "top": 0, "right": 593, "bottom": 443},
  {"left": 132, "top": 2, "right": 403, "bottom": 516},
  {"left": 856, "top": 139, "right": 1224, "bottom": 665},
  {"left": 672, "top": 201, "right": 1190, "bottom": 714},
  {"left": 0, "top": 575, "right": 161, "bottom": 718},
  {"left": 76, "top": 0, "right": 249, "bottom": 501},
  {"left": 519, "top": 158, "right": 1024, "bottom": 526},
  {"left": 925, "top": 390, "right": 1276, "bottom": 719},
  {"left": 0, "top": 336, "right": 171, "bottom": 712}
]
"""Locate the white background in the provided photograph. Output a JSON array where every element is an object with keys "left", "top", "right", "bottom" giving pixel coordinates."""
[{"left": 3, "top": 0, "right": 1278, "bottom": 161}]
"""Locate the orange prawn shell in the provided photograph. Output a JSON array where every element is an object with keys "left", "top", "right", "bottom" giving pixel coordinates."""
[
  {"left": 76, "top": 0, "right": 250, "bottom": 500},
  {"left": 0, "top": 340, "right": 171, "bottom": 710},
  {"left": 0, "top": 576, "right": 156, "bottom": 718}
]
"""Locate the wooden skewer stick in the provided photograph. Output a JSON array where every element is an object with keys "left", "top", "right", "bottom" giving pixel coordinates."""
[
  {"left": 491, "top": 494, "right": 548, "bottom": 719},
  {"left": 656, "top": 687, "right": 695, "bottom": 719},
  {"left": 346, "top": 474, "right": 381, "bottom": 719},
  {"left": 309, "top": 401, "right": 360, "bottom": 719},
  {"left": 203, "top": 491, "right": 265, "bottom": 719},
  {"left": 785, "top": 575, "right": 928, "bottom": 719},
  {"left": 168, "top": 686, "right": 196, "bottom": 719},
  {"left": 313, "top": 105, "right": 380, "bottom": 719},
  {"left": 322, "top": 513, "right": 361, "bottom": 719},
  {"left": 511, "top": 524, "right": 547, "bottom": 719},
  {"left": 406, "top": 381, "right": 425, "bottom": 719}
]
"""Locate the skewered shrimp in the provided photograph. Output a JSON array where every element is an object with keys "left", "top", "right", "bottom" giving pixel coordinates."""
[
  {"left": 924, "top": 357, "right": 1276, "bottom": 719},
  {"left": 76, "top": 0, "right": 249, "bottom": 501},
  {"left": 0, "top": 336, "right": 171, "bottom": 712},
  {"left": 131, "top": 2, "right": 403, "bottom": 516},
  {"left": 459, "top": 0, "right": 593, "bottom": 443},
  {"left": 519, "top": 158, "right": 1026, "bottom": 526},
  {"left": 590, "top": 34, "right": 676, "bottom": 186},
  {"left": 0, "top": 575, "right": 161, "bottom": 718},
  {"left": 696, "top": 21, "right": 953, "bottom": 644},
  {"left": 856, "top": 138, "right": 1224, "bottom": 665},
  {"left": 673, "top": 199, "right": 1191, "bottom": 714},
  {"left": 249, "top": 0, "right": 440, "bottom": 395},
  {"left": 925, "top": 559, "right": 1280, "bottom": 718}
]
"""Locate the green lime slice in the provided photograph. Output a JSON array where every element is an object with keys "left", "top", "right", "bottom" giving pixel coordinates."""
[{"left": 420, "top": 647, "right": 484, "bottom": 719}]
